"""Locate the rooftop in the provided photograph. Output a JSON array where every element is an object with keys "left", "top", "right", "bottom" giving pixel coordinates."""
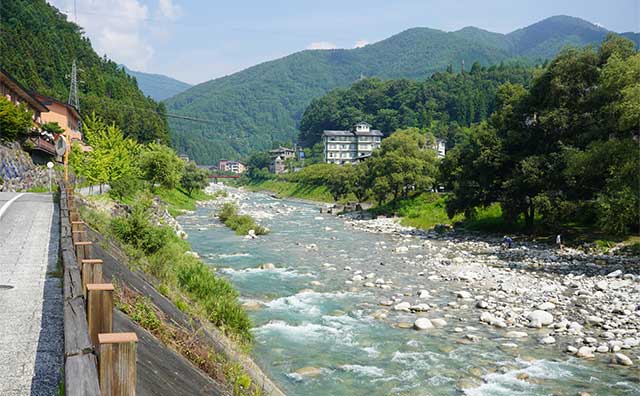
[{"left": 0, "top": 68, "right": 49, "bottom": 113}]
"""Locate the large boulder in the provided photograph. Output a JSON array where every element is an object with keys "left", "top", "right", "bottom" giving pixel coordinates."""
[
  {"left": 414, "top": 318, "right": 434, "bottom": 330},
  {"left": 527, "top": 310, "right": 554, "bottom": 328}
]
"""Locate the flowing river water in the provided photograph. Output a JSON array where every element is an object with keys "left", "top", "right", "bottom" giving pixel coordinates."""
[{"left": 178, "top": 188, "right": 639, "bottom": 396}]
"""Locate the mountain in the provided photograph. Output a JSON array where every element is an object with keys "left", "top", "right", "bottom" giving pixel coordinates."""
[
  {"left": 122, "top": 66, "right": 192, "bottom": 101},
  {"left": 0, "top": 0, "right": 170, "bottom": 144},
  {"left": 165, "top": 16, "right": 639, "bottom": 164}
]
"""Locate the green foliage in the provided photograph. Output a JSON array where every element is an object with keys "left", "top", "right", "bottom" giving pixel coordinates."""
[
  {"left": 0, "top": 0, "right": 170, "bottom": 144},
  {"left": 367, "top": 128, "right": 439, "bottom": 203},
  {"left": 181, "top": 162, "right": 209, "bottom": 196},
  {"left": 69, "top": 114, "right": 140, "bottom": 186},
  {"left": 121, "top": 65, "right": 192, "bottom": 101},
  {"left": 217, "top": 203, "right": 269, "bottom": 236},
  {"left": 109, "top": 177, "right": 144, "bottom": 201},
  {"left": 120, "top": 295, "right": 162, "bottom": 332},
  {"left": 242, "top": 179, "right": 335, "bottom": 202},
  {"left": 110, "top": 196, "right": 173, "bottom": 254},
  {"left": 175, "top": 259, "right": 252, "bottom": 341},
  {"left": 139, "top": 144, "right": 185, "bottom": 190},
  {"left": 299, "top": 66, "right": 533, "bottom": 147},
  {"left": 165, "top": 16, "right": 639, "bottom": 164},
  {"left": 443, "top": 36, "right": 640, "bottom": 235},
  {"left": 0, "top": 96, "right": 33, "bottom": 141},
  {"left": 41, "top": 121, "right": 64, "bottom": 134}
]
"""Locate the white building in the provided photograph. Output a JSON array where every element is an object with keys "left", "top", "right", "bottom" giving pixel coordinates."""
[
  {"left": 434, "top": 139, "right": 446, "bottom": 158},
  {"left": 322, "top": 122, "right": 383, "bottom": 165}
]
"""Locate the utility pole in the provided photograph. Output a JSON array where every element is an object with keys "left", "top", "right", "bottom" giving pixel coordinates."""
[{"left": 64, "top": 0, "right": 79, "bottom": 184}]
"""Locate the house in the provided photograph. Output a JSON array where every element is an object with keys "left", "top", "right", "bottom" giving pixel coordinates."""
[
  {"left": 434, "top": 138, "right": 446, "bottom": 158},
  {"left": 218, "top": 159, "right": 246, "bottom": 174},
  {"left": 270, "top": 156, "right": 286, "bottom": 174},
  {"left": 32, "top": 93, "right": 89, "bottom": 152},
  {"left": 322, "top": 122, "right": 383, "bottom": 164},
  {"left": 0, "top": 69, "right": 63, "bottom": 162},
  {"left": 0, "top": 68, "right": 48, "bottom": 126},
  {"left": 269, "top": 146, "right": 295, "bottom": 161}
]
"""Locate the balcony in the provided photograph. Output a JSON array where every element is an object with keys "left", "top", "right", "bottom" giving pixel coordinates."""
[{"left": 29, "top": 136, "right": 56, "bottom": 156}]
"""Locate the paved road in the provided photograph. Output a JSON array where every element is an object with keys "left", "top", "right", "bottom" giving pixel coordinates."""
[{"left": 0, "top": 192, "right": 63, "bottom": 396}]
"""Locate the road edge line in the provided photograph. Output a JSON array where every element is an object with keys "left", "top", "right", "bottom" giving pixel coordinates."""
[{"left": 0, "top": 193, "right": 25, "bottom": 221}]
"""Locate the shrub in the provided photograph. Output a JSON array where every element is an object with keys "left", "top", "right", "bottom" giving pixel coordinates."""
[
  {"left": 110, "top": 197, "right": 173, "bottom": 254},
  {"left": 217, "top": 203, "right": 268, "bottom": 235}
]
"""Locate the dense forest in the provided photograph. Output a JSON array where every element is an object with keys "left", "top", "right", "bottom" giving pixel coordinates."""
[
  {"left": 246, "top": 35, "right": 639, "bottom": 236},
  {"left": 166, "top": 15, "right": 639, "bottom": 164},
  {"left": 0, "top": 0, "right": 170, "bottom": 144},
  {"left": 298, "top": 63, "right": 534, "bottom": 147}
]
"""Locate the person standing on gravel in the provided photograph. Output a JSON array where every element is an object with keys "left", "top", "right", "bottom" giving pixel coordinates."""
[{"left": 556, "top": 234, "right": 563, "bottom": 251}]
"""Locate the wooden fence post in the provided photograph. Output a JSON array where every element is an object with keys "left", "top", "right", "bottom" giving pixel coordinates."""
[
  {"left": 82, "top": 259, "right": 103, "bottom": 292},
  {"left": 98, "top": 332, "right": 138, "bottom": 396},
  {"left": 72, "top": 230, "right": 86, "bottom": 244},
  {"left": 86, "top": 283, "right": 114, "bottom": 347},
  {"left": 71, "top": 220, "right": 85, "bottom": 233},
  {"left": 74, "top": 241, "right": 93, "bottom": 266},
  {"left": 70, "top": 210, "right": 80, "bottom": 222}
]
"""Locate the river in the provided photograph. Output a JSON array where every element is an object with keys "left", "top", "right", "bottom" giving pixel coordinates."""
[{"left": 177, "top": 186, "right": 639, "bottom": 396}]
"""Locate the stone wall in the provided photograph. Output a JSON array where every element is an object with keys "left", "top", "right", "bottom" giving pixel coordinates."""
[{"left": 0, "top": 142, "right": 55, "bottom": 192}]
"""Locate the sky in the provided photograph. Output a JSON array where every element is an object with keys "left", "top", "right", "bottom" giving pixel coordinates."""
[{"left": 48, "top": 0, "right": 639, "bottom": 85}]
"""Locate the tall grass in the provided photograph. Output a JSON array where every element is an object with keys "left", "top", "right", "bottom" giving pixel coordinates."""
[
  {"left": 82, "top": 197, "right": 253, "bottom": 344},
  {"left": 218, "top": 203, "right": 268, "bottom": 236}
]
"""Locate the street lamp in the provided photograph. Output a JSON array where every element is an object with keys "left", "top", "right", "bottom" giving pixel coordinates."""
[{"left": 47, "top": 161, "right": 54, "bottom": 192}]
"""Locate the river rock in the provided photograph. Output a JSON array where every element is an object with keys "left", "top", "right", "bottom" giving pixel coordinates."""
[
  {"left": 295, "top": 366, "right": 322, "bottom": 377},
  {"left": 539, "top": 336, "right": 556, "bottom": 344},
  {"left": 258, "top": 263, "right": 276, "bottom": 270},
  {"left": 576, "top": 346, "right": 595, "bottom": 359},
  {"left": 410, "top": 303, "right": 430, "bottom": 312},
  {"left": 595, "top": 280, "right": 608, "bottom": 291},
  {"left": 537, "top": 302, "right": 556, "bottom": 311},
  {"left": 394, "top": 302, "right": 411, "bottom": 312},
  {"left": 456, "top": 291, "right": 473, "bottom": 299},
  {"left": 506, "top": 331, "right": 528, "bottom": 338},
  {"left": 613, "top": 353, "right": 633, "bottom": 366},
  {"left": 414, "top": 318, "right": 434, "bottom": 330},
  {"left": 527, "top": 310, "right": 554, "bottom": 328},
  {"left": 431, "top": 318, "right": 447, "bottom": 327}
]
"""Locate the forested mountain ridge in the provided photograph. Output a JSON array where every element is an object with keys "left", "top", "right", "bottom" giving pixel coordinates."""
[
  {"left": 299, "top": 63, "right": 534, "bottom": 147},
  {"left": 0, "top": 0, "right": 170, "bottom": 144},
  {"left": 166, "top": 15, "right": 638, "bottom": 164},
  {"left": 121, "top": 65, "right": 192, "bottom": 101}
]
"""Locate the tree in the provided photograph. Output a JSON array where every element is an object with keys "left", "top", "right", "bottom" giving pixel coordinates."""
[
  {"left": 41, "top": 121, "right": 64, "bottom": 135},
  {"left": 367, "top": 128, "right": 438, "bottom": 203},
  {"left": 0, "top": 96, "right": 33, "bottom": 141},
  {"left": 181, "top": 162, "right": 209, "bottom": 196},
  {"left": 69, "top": 113, "right": 139, "bottom": 187},
  {"left": 138, "top": 143, "right": 184, "bottom": 190},
  {"left": 246, "top": 151, "right": 272, "bottom": 179}
]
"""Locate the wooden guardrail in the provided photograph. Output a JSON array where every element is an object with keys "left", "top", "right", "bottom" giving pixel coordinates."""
[{"left": 61, "top": 184, "right": 138, "bottom": 395}]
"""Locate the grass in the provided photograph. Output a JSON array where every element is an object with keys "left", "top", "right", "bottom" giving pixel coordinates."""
[
  {"left": 243, "top": 179, "right": 338, "bottom": 202},
  {"left": 25, "top": 184, "right": 58, "bottom": 193},
  {"left": 115, "top": 284, "right": 263, "bottom": 396},
  {"left": 218, "top": 203, "right": 269, "bottom": 236},
  {"left": 79, "top": 198, "right": 254, "bottom": 345},
  {"left": 371, "top": 193, "right": 463, "bottom": 229},
  {"left": 155, "top": 187, "right": 214, "bottom": 217}
]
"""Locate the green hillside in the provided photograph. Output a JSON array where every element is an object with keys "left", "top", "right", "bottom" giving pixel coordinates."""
[
  {"left": 165, "top": 15, "right": 639, "bottom": 164},
  {"left": 299, "top": 63, "right": 534, "bottom": 147},
  {"left": 0, "top": 0, "right": 170, "bottom": 144},
  {"left": 122, "top": 65, "right": 192, "bottom": 101}
]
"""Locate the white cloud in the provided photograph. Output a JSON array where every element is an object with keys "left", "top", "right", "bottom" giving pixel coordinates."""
[
  {"left": 354, "top": 40, "right": 369, "bottom": 48},
  {"left": 307, "top": 41, "right": 337, "bottom": 50},
  {"left": 47, "top": 0, "right": 177, "bottom": 71},
  {"left": 157, "top": 0, "right": 181, "bottom": 19}
]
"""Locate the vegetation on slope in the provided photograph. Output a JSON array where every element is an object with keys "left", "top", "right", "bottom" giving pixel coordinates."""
[
  {"left": 166, "top": 16, "right": 638, "bottom": 164},
  {"left": 0, "top": 0, "right": 170, "bottom": 143},
  {"left": 299, "top": 64, "right": 533, "bottom": 147},
  {"left": 122, "top": 65, "right": 192, "bottom": 101},
  {"left": 217, "top": 203, "right": 269, "bottom": 236}
]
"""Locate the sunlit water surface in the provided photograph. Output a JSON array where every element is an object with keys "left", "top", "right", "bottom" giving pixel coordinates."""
[{"left": 179, "top": 191, "right": 639, "bottom": 396}]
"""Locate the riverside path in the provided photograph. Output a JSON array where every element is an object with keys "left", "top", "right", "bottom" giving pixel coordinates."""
[{"left": 0, "top": 192, "right": 63, "bottom": 396}]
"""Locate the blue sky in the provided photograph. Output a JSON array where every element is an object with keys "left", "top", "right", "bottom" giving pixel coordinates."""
[{"left": 49, "top": 0, "right": 639, "bottom": 85}]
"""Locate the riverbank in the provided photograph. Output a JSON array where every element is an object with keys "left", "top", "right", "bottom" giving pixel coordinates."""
[
  {"left": 76, "top": 188, "right": 284, "bottom": 396},
  {"left": 180, "top": 185, "right": 639, "bottom": 396}
]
